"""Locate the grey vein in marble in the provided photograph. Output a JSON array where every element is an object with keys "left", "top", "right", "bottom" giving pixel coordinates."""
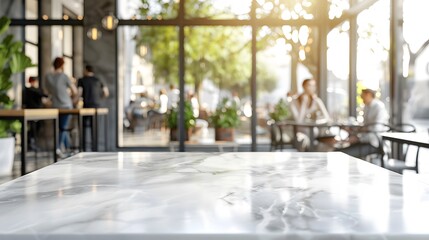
[{"left": 0, "top": 152, "right": 429, "bottom": 240}]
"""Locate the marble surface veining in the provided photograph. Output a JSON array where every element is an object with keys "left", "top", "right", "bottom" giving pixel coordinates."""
[{"left": 0, "top": 152, "right": 429, "bottom": 240}]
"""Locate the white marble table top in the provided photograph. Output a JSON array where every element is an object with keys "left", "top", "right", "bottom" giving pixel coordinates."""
[{"left": 1, "top": 152, "right": 429, "bottom": 240}]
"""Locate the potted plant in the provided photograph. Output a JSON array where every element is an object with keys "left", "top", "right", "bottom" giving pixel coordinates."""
[
  {"left": 0, "top": 17, "right": 34, "bottom": 176},
  {"left": 166, "top": 101, "right": 196, "bottom": 141},
  {"left": 269, "top": 98, "right": 290, "bottom": 122},
  {"left": 210, "top": 98, "right": 240, "bottom": 141}
]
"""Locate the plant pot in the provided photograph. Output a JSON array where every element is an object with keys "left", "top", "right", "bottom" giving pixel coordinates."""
[
  {"left": 0, "top": 137, "right": 14, "bottom": 177},
  {"left": 170, "top": 128, "right": 190, "bottom": 141},
  {"left": 215, "top": 128, "right": 234, "bottom": 141}
]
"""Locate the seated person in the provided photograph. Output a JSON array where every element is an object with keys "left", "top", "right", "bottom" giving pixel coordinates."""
[
  {"left": 290, "top": 79, "right": 330, "bottom": 124},
  {"left": 290, "top": 79, "right": 331, "bottom": 151},
  {"left": 24, "top": 76, "right": 48, "bottom": 150},
  {"left": 338, "top": 89, "right": 389, "bottom": 158},
  {"left": 24, "top": 76, "right": 48, "bottom": 109}
]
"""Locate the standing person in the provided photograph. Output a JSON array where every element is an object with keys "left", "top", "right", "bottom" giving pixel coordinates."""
[
  {"left": 167, "top": 84, "right": 179, "bottom": 109},
  {"left": 77, "top": 65, "right": 109, "bottom": 108},
  {"left": 339, "top": 89, "right": 390, "bottom": 158},
  {"left": 43, "top": 57, "right": 77, "bottom": 157},
  {"left": 77, "top": 65, "right": 109, "bottom": 150},
  {"left": 158, "top": 89, "right": 168, "bottom": 114}
]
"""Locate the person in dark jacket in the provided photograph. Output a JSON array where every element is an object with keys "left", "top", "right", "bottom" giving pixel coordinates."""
[
  {"left": 24, "top": 76, "right": 47, "bottom": 109},
  {"left": 78, "top": 65, "right": 109, "bottom": 108}
]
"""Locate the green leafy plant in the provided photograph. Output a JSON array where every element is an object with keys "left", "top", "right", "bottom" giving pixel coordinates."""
[
  {"left": 210, "top": 98, "right": 240, "bottom": 128},
  {"left": 0, "top": 16, "right": 35, "bottom": 137},
  {"left": 166, "top": 101, "right": 196, "bottom": 129},
  {"left": 269, "top": 98, "right": 290, "bottom": 122}
]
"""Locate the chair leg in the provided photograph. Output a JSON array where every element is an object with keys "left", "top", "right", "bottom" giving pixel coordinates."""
[{"left": 415, "top": 147, "right": 420, "bottom": 173}]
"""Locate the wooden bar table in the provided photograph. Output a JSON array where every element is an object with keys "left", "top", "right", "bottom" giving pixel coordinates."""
[
  {"left": 0, "top": 109, "right": 59, "bottom": 175},
  {"left": 95, "top": 108, "right": 109, "bottom": 151},
  {"left": 59, "top": 108, "right": 96, "bottom": 152}
]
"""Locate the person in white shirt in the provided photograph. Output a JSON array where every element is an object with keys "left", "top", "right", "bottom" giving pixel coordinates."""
[
  {"left": 290, "top": 79, "right": 331, "bottom": 151},
  {"left": 339, "top": 89, "right": 390, "bottom": 158},
  {"left": 158, "top": 89, "right": 168, "bottom": 114},
  {"left": 290, "top": 79, "right": 331, "bottom": 124},
  {"left": 167, "top": 84, "right": 179, "bottom": 109}
]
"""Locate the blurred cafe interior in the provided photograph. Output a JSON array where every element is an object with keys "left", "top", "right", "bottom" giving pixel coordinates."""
[
  {"left": 0, "top": 0, "right": 428, "bottom": 175},
  {"left": 1, "top": 0, "right": 429, "bottom": 239}
]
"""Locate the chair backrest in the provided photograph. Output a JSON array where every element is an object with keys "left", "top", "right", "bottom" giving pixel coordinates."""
[
  {"left": 361, "top": 122, "right": 391, "bottom": 155},
  {"left": 364, "top": 122, "right": 391, "bottom": 133},
  {"left": 389, "top": 123, "right": 417, "bottom": 160},
  {"left": 269, "top": 122, "right": 282, "bottom": 144},
  {"left": 391, "top": 123, "right": 416, "bottom": 133}
]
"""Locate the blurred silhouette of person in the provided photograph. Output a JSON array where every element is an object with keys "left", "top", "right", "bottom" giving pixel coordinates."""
[
  {"left": 24, "top": 76, "right": 48, "bottom": 109},
  {"left": 78, "top": 65, "right": 109, "bottom": 108},
  {"left": 77, "top": 65, "right": 109, "bottom": 148},
  {"left": 147, "top": 89, "right": 169, "bottom": 129},
  {"left": 167, "top": 84, "right": 179, "bottom": 109},
  {"left": 188, "top": 92, "right": 199, "bottom": 118},
  {"left": 24, "top": 76, "right": 48, "bottom": 150},
  {"left": 232, "top": 91, "right": 241, "bottom": 107},
  {"left": 43, "top": 57, "right": 77, "bottom": 157},
  {"left": 290, "top": 79, "right": 330, "bottom": 123},
  {"left": 339, "top": 88, "right": 389, "bottom": 158},
  {"left": 158, "top": 89, "right": 168, "bottom": 114},
  {"left": 290, "top": 79, "right": 331, "bottom": 151}
]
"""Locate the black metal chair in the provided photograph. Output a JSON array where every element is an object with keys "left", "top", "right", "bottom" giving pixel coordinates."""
[
  {"left": 269, "top": 121, "right": 292, "bottom": 151},
  {"left": 382, "top": 123, "right": 419, "bottom": 174},
  {"left": 336, "top": 122, "right": 391, "bottom": 161}
]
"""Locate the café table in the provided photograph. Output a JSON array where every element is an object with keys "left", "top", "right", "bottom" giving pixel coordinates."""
[
  {"left": 278, "top": 120, "right": 365, "bottom": 151},
  {"left": 381, "top": 132, "right": 429, "bottom": 172},
  {"left": 0, "top": 152, "right": 429, "bottom": 240},
  {"left": 381, "top": 132, "right": 429, "bottom": 149},
  {"left": 59, "top": 108, "right": 96, "bottom": 152},
  {"left": 0, "top": 109, "right": 58, "bottom": 175}
]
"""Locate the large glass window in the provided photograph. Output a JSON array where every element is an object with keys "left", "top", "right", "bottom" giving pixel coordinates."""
[
  {"left": 184, "top": 26, "right": 251, "bottom": 145},
  {"left": 0, "top": 1, "right": 24, "bottom": 18},
  {"left": 25, "top": 26, "right": 38, "bottom": 84},
  {"left": 185, "top": 0, "right": 251, "bottom": 19},
  {"left": 41, "top": 0, "right": 84, "bottom": 20},
  {"left": 2, "top": 26, "right": 24, "bottom": 107},
  {"left": 118, "top": 26, "right": 179, "bottom": 147},
  {"left": 402, "top": 0, "right": 429, "bottom": 130},
  {"left": 255, "top": 0, "right": 317, "bottom": 19},
  {"left": 327, "top": 21, "right": 349, "bottom": 120},
  {"left": 328, "top": 0, "right": 350, "bottom": 20},
  {"left": 256, "top": 25, "right": 317, "bottom": 145},
  {"left": 356, "top": 0, "right": 390, "bottom": 119},
  {"left": 25, "top": 0, "right": 38, "bottom": 19},
  {"left": 118, "top": 0, "right": 178, "bottom": 19}
]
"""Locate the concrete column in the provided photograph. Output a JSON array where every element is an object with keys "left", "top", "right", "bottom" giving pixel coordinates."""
[
  {"left": 349, "top": 0, "right": 358, "bottom": 117},
  {"left": 390, "top": 0, "right": 404, "bottom": 125},
  {"left": 317, "top": 0, "right": 329, "bottom": 103},
  {"left": 84, "top": 0, "right": 117, "bottom": 150}
]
